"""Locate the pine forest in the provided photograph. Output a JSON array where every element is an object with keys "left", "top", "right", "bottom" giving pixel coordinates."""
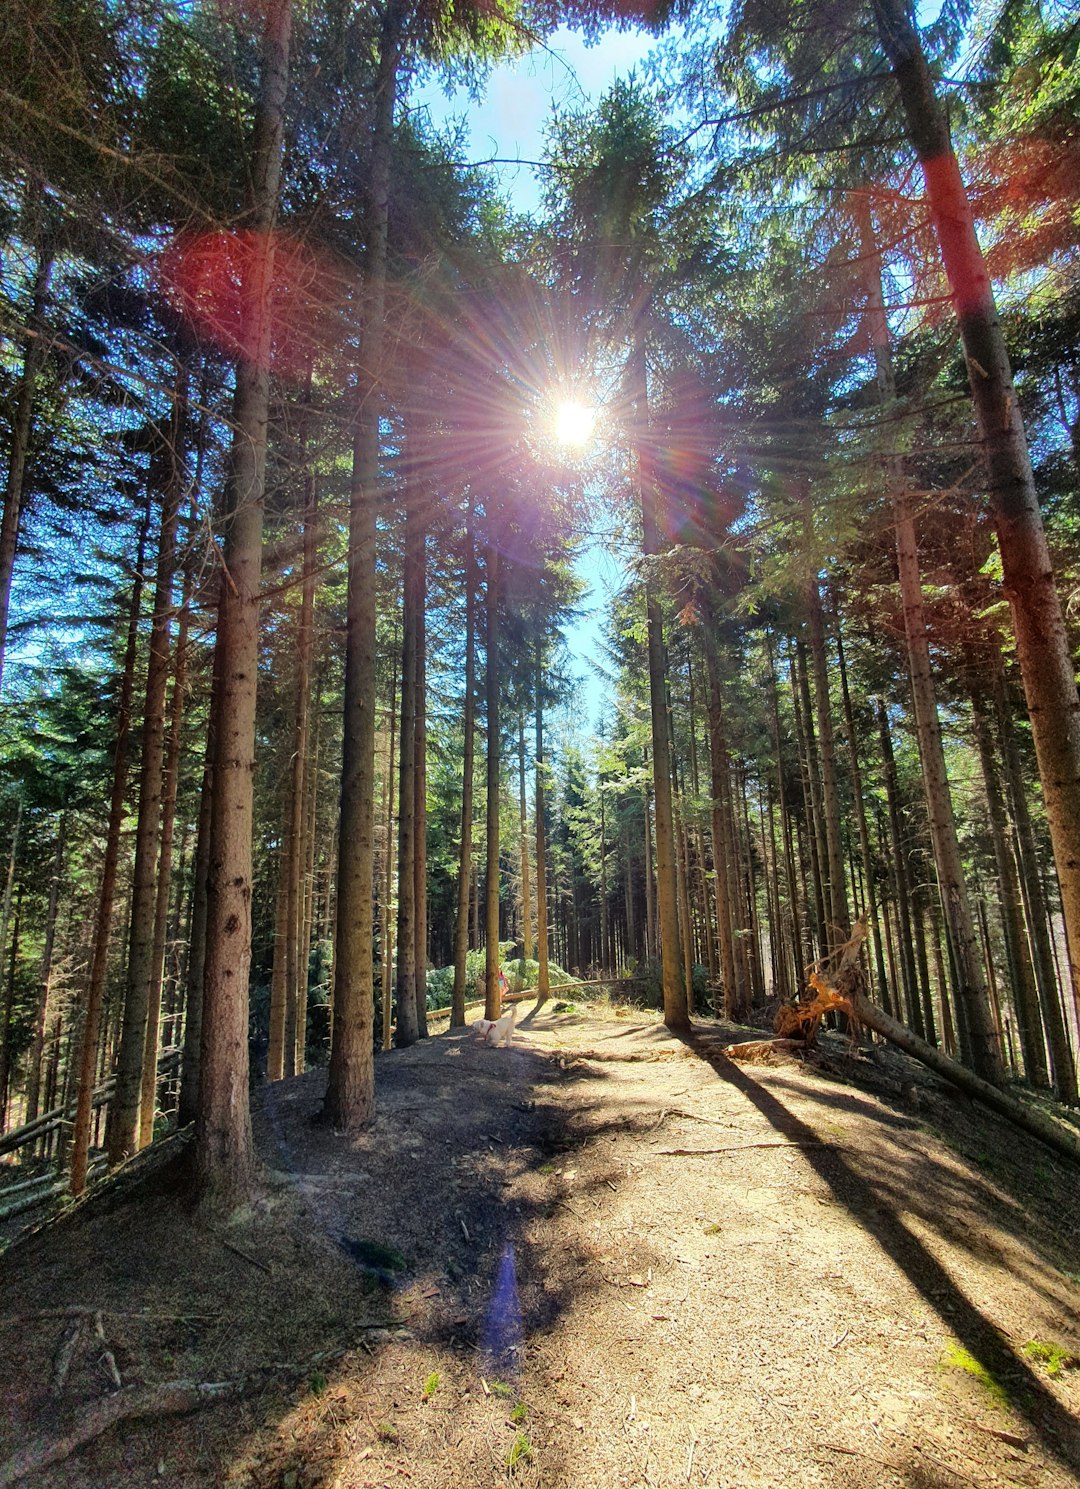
[{"left": 0, "top": 0, "right": 1078, "bottom": 1483}]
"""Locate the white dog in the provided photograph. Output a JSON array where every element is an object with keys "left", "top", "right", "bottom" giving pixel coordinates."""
[{"left": 472, "top": 1004, "right": 517, "bottom": 1047}]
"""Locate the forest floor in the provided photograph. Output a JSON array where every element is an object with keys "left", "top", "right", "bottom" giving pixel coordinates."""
[{"left": 1, "top": 998, "right": 1079, "bottom": 1489}]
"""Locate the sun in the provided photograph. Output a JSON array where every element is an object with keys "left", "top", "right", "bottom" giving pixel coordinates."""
[{"left": 553, "top": 398, "right": 596, "bottom": 449}]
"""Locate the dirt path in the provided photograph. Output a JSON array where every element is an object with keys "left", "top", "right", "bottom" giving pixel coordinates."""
[{"left": 1, "top": 1002, "right": 1078, "bottom": 1488}]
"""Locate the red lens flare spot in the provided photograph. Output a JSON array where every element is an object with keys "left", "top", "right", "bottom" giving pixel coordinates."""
[{"left": 160, "top": 230, "right": 350, "bottom": 378}]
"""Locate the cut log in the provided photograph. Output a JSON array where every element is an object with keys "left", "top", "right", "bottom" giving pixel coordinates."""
[{"left": 724, "top": 1038, "right": 805, "bottom": 1063}]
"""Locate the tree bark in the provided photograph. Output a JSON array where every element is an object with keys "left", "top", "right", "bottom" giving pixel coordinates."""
[
  {"left": 381, "top": 635, "right": 397, "bottom": 1047},
  {"left": 70, "top": 503, "right": 150, "bottom": 1195},
  {"left": 413, "top": 511, "right": 428, "bottom": 1039},
  {"left": 870, "top": 0, "right": 1080, "bottom": 1027},
  {"left": 969, "top": 677, "right": 1051, "bottom": 1089},
  {"left": 23, "top": 816, "right": 65, "bottom": 1132},
  {"left": 801, "top": 511, "right": 848, "bottom": 952},
  {"left": 989, "top": 658, "right": 1078, "bottom": 1102},
  {"left": 109, "top": 380, "right": 185, "bottom": 1165},
  {"left": 633, "top": 338, "right": 688, "bottom": 1031},
  {"left": 484, "top": 541, "right": 501, "bottom": 1020},
  {"left": 876, "top": 700, "right": 925, "bottom": 1037},
  {"left": 534, "top": 646, "right": 551, "bottom": 1007},
  {"left": 193, "top": 0, "right": 292, "bottom": 1211},
  {"left": 833, "top": 609, "right": 889, "bottom": 1008},
  {"left": 518, "top": 714, "right": 533, "bottom": 963},
  {"left": 451, "top": 514, "right": 476, "bottom": 1027},
  {"left": 139, "top": 489, "right": 194, "bottom": 1147},
  {"left": 394, "top": 476, "right": 419, "bottom": 1048},
  {"left": 324, "top": 0, "right": 401, "bottom": 1129}
]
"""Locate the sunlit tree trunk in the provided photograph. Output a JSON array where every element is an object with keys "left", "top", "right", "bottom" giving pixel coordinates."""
[
  {"left": 518, "top": 715, "right": 533, "bottom": 963},
  {"left": 800, "top": 489, "right": 847, "bottom": 954},
  {"left": 791, "top": 640, "right": 828, "bottom": 960},
  {"left": 833, "top": 607, "right": 889, "bottom": 1008},
  {"left": 325, "top": 0, "right": 401, "bottom": 1128},
  {"left": 534, "top": 646, "right": 551, "bottom": 1008},
  {"left": 876, "top": 701, "right": 924, "bottom": 1037},
  {"left": 633, "top": 357, "right": 687, "bottom": 1026},
  {"left": 989, "top": 660, "right": 1077, "bottom": 1100},
  {"left": 484, "top": 541, "right": 502, "bottom": 1020},
  {"left": 969, "top": 677, "right": 1049, "bottom": 1088},
  {"left": 871, "top": 0, "right": 1080, "bottom": 1028},
  {"left": 194, "top": 0, "right": 292, "bottom": 1210},
  {"left": 394, "top": 477, "right": 419, "bottom": 1049},
  {"left": 451, "top": 515, "right": 476, "bottom": 1026}
]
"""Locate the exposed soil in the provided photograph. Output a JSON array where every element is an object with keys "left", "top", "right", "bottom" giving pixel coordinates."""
[{"left": 1, "top": 999, "right": 1079, "bottom": 1489}]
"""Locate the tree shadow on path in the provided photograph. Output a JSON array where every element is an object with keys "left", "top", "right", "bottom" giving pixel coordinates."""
[{"left": 682, "top": 1026, "right": 1080, "bottom": 1477}]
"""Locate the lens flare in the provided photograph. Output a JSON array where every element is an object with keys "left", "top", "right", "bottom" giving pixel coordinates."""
[
  {"left": 482, "top": 1242, "right": 524, "bottom": 1377},
  {"left": 553, "top": 399, "right": 595, "bottom": 449}
]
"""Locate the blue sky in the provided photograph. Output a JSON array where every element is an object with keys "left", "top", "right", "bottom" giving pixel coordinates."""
[
  {"left": 414, "top": 28, "right": 660, "bottom": 728},
  {"left": 413, "top": 26, "right": 659, "bottom": 215}
]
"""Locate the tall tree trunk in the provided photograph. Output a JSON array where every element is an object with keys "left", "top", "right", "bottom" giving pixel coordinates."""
[
  {"left": 267, "top": 454, "right": 316, "bottom": 1082},
  {"left": 139, "top": 499, "right": 195, "bottom": 1147},
  {"left": 0, "top": 225, "right": 54, "bottom": 699},
  {"left": 518, "top": 714, "right": 533, "bottom": 963},
  {"left": 382, "top": 635, "right": 397, "bottom": 1047},
  {"left": 990, "top": 658, "right": 1077, "bottom": 1101},
  {"left": 970, "top": 677, "right": 1051, "bottom": 1089},
  {"left": 870, "top": 0, "right": 1080, "bottom": 1023},
  {"left": 801, "top": 511, "right": 847, "bottom": 952},
  {"left": 451, "top": 516, "right": 476, "bottom": 1027},
  {"left": 70, "top": 503, "right": 150, "bottom": 1195},
  {"left": 790, "top": 644, "right": 827, "bottom": 959},
  {"left": 23, "top": 815, "right": 65, "bottom": 1132},
  {"left": 394, "top": 475, "right": 419, "bottom": 1048},
  {"left": 766, "top": 633, "right": 806, "bottom": 991},
  {"left": 643, "top": 782, "right": 655, "bottom": 962},
  {"left": 534, "top": 647, "right": 551, "bottom": 1007},
  {"left": 857, "top": 192, "right": 988, "bottom": 1060},
  {"left": 109, "top": 379, "right": 185, "bottom": 1165},
  {"left": 0, "top": 812, "right": 23, "bottom": 1129},
  {"left": 632, "top": 340, "right": 687, "bottom": 1030},
  {"left": 833, "top": 608, "right": 889, "bottom": 1007},
  {"left": 193, "top": 0, "right": 292, "bottom": 1210},
  {"left": 324, "top": 0, "right": 401, "bottom": 1129},
  {"left": 177, "top": 656, "right": 216, "bottom": 1129},
  {"left": 413, "top": 514, "right": 428, "bottom": 1039},
  {"left": 876, "top": 701, "right": 925, "bottom": 1038},
  {"left": 484, "top": 542, "right": 501, "bottom": 1020}
]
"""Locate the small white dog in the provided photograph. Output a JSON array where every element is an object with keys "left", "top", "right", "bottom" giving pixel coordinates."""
[{"left": 472, "top": 1004, "right": 517, "bottom": 1047}]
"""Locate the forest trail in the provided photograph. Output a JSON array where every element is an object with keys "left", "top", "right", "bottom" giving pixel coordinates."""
[{"left": 1, "top": 1002, "right": 1079, "bottom": 1489}]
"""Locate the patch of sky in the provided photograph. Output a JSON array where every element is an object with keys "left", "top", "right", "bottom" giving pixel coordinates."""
[{"left": 411, "top": 25, "right": 664, "bottom": 215}]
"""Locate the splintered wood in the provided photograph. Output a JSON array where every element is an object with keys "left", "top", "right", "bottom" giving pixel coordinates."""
[{"left": 727, "top": 920, "right": 868, "bottom": 1063}]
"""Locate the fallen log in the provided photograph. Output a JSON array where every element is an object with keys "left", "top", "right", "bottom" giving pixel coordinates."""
[
  {"left": 819, "top": 919, "right": 1080, "bottom": 1167},
  {"left": 0, "top": 1378, "right": 241, "bottom": 1487},
  {"left": 850, "top": 988, "right": 1080, "bottom": 1166}
]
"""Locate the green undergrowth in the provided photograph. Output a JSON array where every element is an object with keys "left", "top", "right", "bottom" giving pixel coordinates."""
[
  {"left": 1022, "top": 1339, "right": 1079, "bottom": 1376},
  {"left": 940, "top": 1342, "right": 1010, "bottom": 1407},
  {"left": 426, "top": 944, "right": 575, "bottom": 1012}
]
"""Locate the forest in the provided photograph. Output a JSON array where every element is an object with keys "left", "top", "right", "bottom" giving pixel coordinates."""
[{"left": 0, "top": 0, "right": 1078, "bottom": 1228}]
